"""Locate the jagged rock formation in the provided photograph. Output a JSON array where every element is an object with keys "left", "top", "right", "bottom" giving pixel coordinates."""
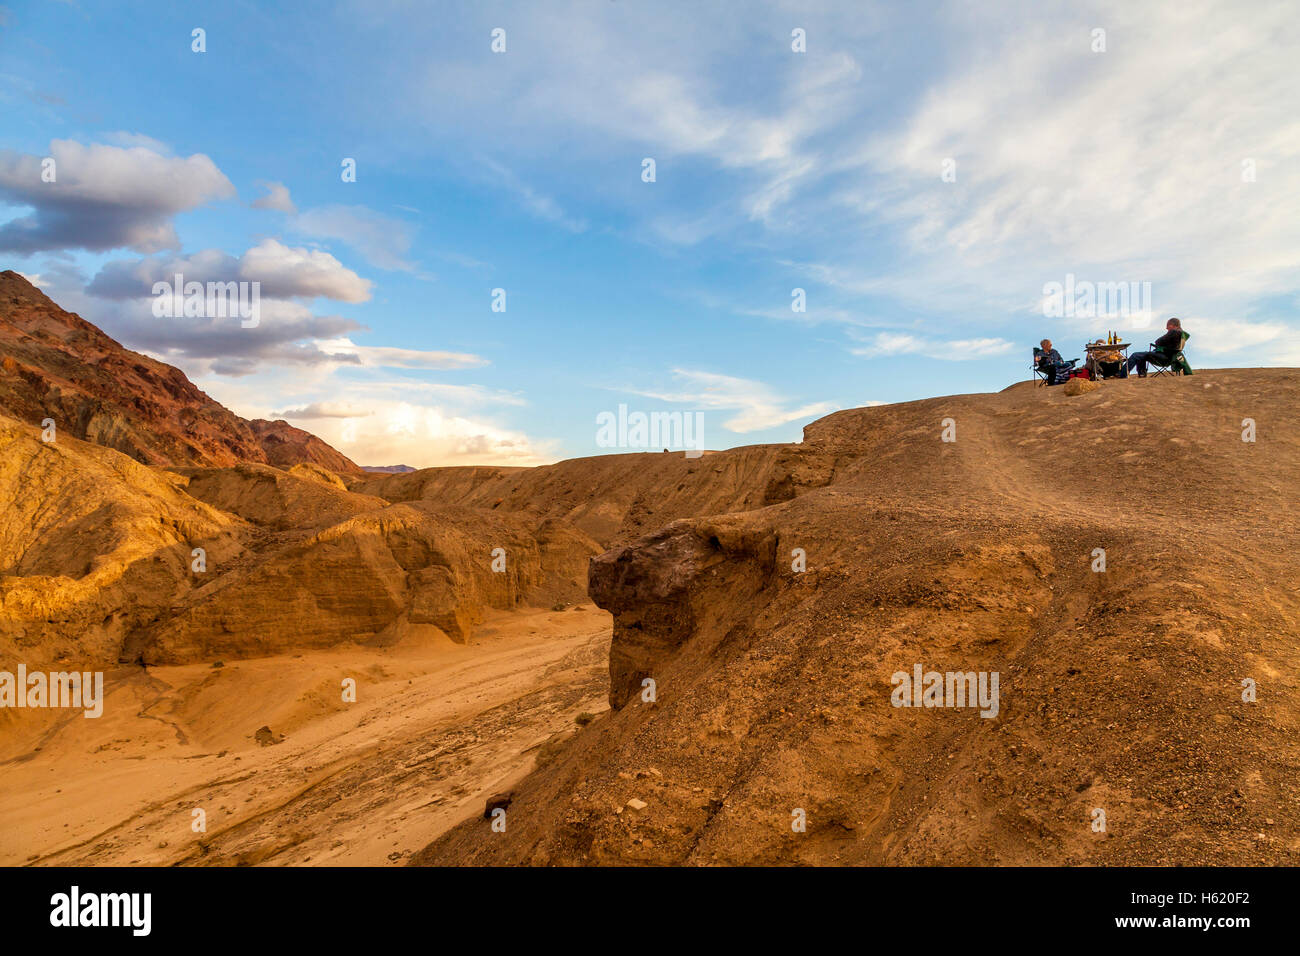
[
  {"left": 0, "top": 414, "right": 243, "bottom": 668},
  {"left": 129, "top": 503, "right": 600, "bottom": 664},
  {"left": 248, "top": 418, "right": 362, "bottom": 475}
]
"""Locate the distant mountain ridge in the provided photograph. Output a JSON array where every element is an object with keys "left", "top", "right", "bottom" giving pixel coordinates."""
[
  {"left": 362, "top": 464, "right": 417, "bottom": 474},
  {"left": 0, "top": 270, "right": 363, "bottom": 474}
]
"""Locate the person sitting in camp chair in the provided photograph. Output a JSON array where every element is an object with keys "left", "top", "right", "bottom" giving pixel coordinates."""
[
  {"left": 1034, "top": 339, "right": 1078, "bottom": 386},
  {"left": 1126, "top": 318, "right": 1192, "bottom": 377}
]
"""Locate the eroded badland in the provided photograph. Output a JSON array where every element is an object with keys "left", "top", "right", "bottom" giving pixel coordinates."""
[{"left": 2, "top": 271, "right": 1297, "bottom": 866}]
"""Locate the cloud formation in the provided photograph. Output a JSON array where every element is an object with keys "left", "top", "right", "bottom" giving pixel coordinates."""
[
  {"left": 0, "top": 140, "right": 234, "bottom": 253},
  {"left": 480, "top": 160, "right": 587, "bottom": 234},
  {"left": 251, "top": 180, "right": 297, "bottom": 214},
  {"left": 850, "top": 333, "right": 1016, "bottom": 361},
  {"left": 76, "top": 242, "right": 482, "bottom": 377},
  {"left": 312, "top": 339, "right": 487, "bottom": 371},
  {"left": 270, "top": 402, "right": 372, "bottom": 419},
  {"left": 206, "top": 375, "right": 552, "bottom": 468},
  {"left": 290, "top": 204, "right": 417, "bottom": 272},
  {"left": 87, "top": 239, "right": 372, "bottom": 302},
  {"left": 626, "top": 368, "right": 838, "bottom": 434}
]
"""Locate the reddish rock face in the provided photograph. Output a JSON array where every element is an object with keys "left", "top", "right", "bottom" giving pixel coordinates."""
[
  {"left": 0, "top": 270, "right": 363, "bottom": 474},
  {"left": 589, "top": 517, "right": 779, "bottom": 710},
  {"left": 248, "top": 417, "right": 363, "bottom": 475}
]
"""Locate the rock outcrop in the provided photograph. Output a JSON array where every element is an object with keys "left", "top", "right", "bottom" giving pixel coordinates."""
[
  {"left": 589, "top": 518, "right": 779, "bottom": 709},
  {"left": 130, "top": 502, "right": 599, "bottom": 664},
  {"left": 0, "top": 414, "right": 244, "bottom": 668},
  {"left": 0, "top": 407, "right": 603, "bottom": 668}
]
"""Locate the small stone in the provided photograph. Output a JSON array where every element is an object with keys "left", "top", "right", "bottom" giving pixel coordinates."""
[{"left": 626, "top": 798, "right": 647, "bottom": 811}]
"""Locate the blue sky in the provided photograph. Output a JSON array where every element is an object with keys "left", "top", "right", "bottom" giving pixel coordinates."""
[{"left": 2, "top": 0, "right": 1297, "bottom": 466}]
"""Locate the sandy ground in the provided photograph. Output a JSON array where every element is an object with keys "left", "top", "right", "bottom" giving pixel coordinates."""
[{"left": 1, "top": 606, "right": 610, "bottom": 866}]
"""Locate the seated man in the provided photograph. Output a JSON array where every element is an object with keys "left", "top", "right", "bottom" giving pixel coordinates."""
[
  {"left": 1035, "top": 339, "right": 1077, "bottom": 385},
  {"left": 1126, "top": 318, "right": 1190, "bottom": 377}
]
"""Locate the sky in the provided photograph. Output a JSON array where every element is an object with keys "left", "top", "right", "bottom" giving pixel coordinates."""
[{"left": 1, "top": 0, "right": 1297, "bottom": 467}]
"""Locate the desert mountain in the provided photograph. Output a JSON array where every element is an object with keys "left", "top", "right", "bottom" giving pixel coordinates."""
[
  {"left": 0, "top": 270, "right": 362, "bottom": 474},
  {"left": 409, "top": 368, "right": 1300, "bottom": 866}
]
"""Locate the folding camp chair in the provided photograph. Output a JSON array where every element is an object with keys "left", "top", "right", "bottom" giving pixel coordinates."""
[
  {"left": 1150, "top": 331, "right": 1191, "bottom": 378},
  {"left": 1031, "top": 348, "right": 1052, "bottom": 387}
]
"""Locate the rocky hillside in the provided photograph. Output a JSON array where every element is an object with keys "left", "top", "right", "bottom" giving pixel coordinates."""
[
  {"left": 0, "top": 415, "right": 603, "bottom": 670},
  {"left": 353, "top": 444, "right": 829, "bottom": 549},
  {"left": 412, "top": 368, "right": 1300, "bottom": 866},
  {"left": 0, "top": 413, "right": 243, "bottom": 668},
  {"left": 0, "top": 270, "right": 362, "bottom": 474}
]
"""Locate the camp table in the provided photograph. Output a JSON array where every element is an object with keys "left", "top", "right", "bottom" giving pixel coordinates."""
[{"left": 1085, "top": 342, "right": 1129, "bottom": 378}]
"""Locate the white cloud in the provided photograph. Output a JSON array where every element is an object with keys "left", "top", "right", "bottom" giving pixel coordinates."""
[
  {"left": 102, "top": 132, "right": 172, "bottom": 154},
  {"left": 824, "top": 1, "right": 1300, "bottom": 332},
  {"left": 312, "top": 339, "right": 487, "bottom": 371},
  {"left": 87, "top": 239, "right": 372, "bottom": 303},
  {"left": 343, "top": 380, "right": 527, "bottom": 406},
  {"left": 0, "top": 139, "right": 234, "bottom": 253},
  {"left": 397, "top": 5, "right": 880, "bottom": 245},
  {"left": 291, "top": 203, "right": 418, "bottom": 271},
  {"left": 391, "top": 0, "right": 1300, "bottom": 367},
  {"left": 269, "top": 402, "right": 371, "bottom": 419},
  {"left": 624, "top": 368, "right": 837, "bottom": 433},
  {"left": 850, "top": 332, "right": 1016, "bottom": 361},
  {"left": 480, "top": 159, "right": 587, "bottom": 233},
  {"left": 204, "top": 374, "right": 554, "bottom": 468},
  {"left": 241, "top": 239, "right": 372, "bottom": 301},
  {"left": 251, "top": 180, "right": 297, "bottom": 214},
  {"left": 322, "top": 403, "right": 552, "bottom": 467}
]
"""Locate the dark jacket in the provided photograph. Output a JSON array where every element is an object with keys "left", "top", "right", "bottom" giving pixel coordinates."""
[{"left": 1153, "top": 328, "right": 1185, "bottom": 355}]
